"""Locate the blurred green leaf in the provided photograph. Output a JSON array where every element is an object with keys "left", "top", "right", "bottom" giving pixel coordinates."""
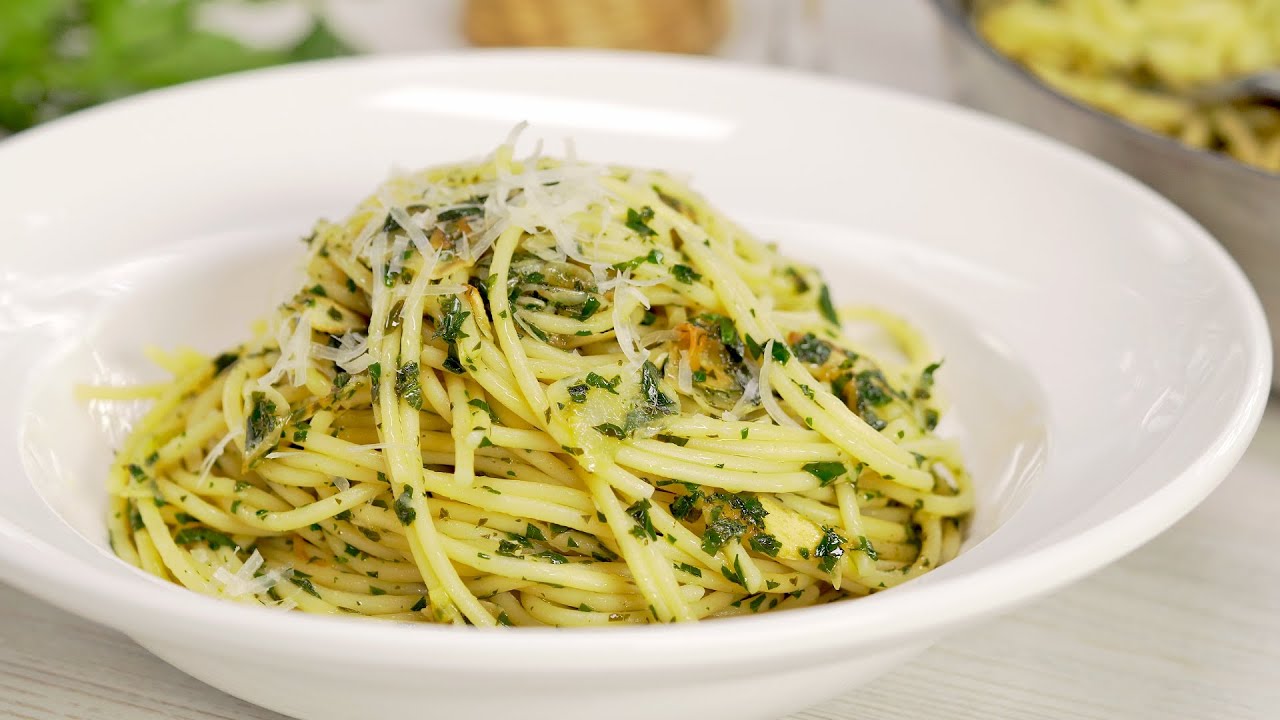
[
  {"left": 288, "top": 19, "right": 353, "bottom": 62},
  {"left": 0, "top": 0, "right": 352, "bottom": 133}
]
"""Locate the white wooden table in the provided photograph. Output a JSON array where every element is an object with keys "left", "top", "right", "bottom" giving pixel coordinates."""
[{"left": 4, "top": 3, "right": 1278, "bottom": 718}]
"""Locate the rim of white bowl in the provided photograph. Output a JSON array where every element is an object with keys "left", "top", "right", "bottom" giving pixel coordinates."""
[{"left": 0, "top": 50, "right": 1270, "bottom": 672}]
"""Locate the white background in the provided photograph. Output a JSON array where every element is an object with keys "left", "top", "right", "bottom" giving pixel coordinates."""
[{"left": 3, "top": 2, "right": 1277, "bottom": 718}]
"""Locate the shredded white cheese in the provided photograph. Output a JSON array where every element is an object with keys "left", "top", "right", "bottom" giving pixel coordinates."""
[
  {"left": 258, "top": 313, "right": 312, "bottom": 388},
  {"left": 213, "top": 550, "right": 291, "bottom": 599},
  {"left": 613, "top": 285, "right": 652, "bottom": 367},
  {"left": 312, "top": 331, "right": 374, "bottom": 374},
  {"left": 677, "top": 350, "right": 694, "bottom": 395},
  {"left": 724, "top": 376, "right": 759, "bottom": 422},
  {"left": 197, "top": 428, "right": 243, "bottom": 484},
  {"left": 760, "top": 340, "right": 801, "bottom": 428}
]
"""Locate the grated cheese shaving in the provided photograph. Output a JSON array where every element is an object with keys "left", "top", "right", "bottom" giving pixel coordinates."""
[
  {"left": 213, "top": 550, "right": 291, "bottom": 599},
  {"left": 258, "top": 313, "right": 311, "bottom": 389},
  {"left": 197, "top": 428, "right": 242, "bottom": 484},
  {"left": 677, "top": 350, "right": 694, "bottom": 395},
  {"left": 760, "top": 340, "right": 801, "bottom": 428},
  {"left": 612, "top": 285, "right": 651, "bottom": 367}
]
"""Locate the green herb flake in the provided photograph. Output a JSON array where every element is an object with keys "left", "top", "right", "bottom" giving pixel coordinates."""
[
  {"left": 802, "top": 461, "right": 847, "bottom": 486},
  {"left": 467, "top": 398, "right": 499, "bottom": 423},
  {"left": 585, "top": 372, "right": 621, "bottom": 394},
  {"left": 791, "top": 333, "right": 832, "bottom": 365},
  {"left": 855, "top": 534, "right": 879, "bottom": 561},
  {"left": 675, "top": 562, "right": 703, "bottom": 577},
  {"left": 567, "top": 383, "right": 589, "bottom": 403},
  {"left": 535, "top": 550, "right": 569, "bottom": 564},
  {"left": 672, "top": 264, "right": 702, "bottom": 284},
  {"left": 916, "top": 361, "right": 943, "bottom": 399},
  {"left": 625, "top": 206, "right": 657, "bottom": 237},
  {"left": 626, "top": 498, "right": 658, "bottom": 542},
  {"left": 290, "top": 576, "right": 322, "bottom": 598},
  {"left": 212, "top": 352, "right": 240, "bottom": 376},
  {"left": 245, "top": 391, "right": 281, "bottom": 453},
  {"left": 394, "top": 485, "right": 417, "bottom": 526},
  {"left": 626, "top": 360, "right": 678, "bottom": 432},
  {"left": 701, "top": 517, "right": 746, "bottom": 555},
  {"left": 770, "top": 341, "right": 791, "bottom": 363},
  {"left": 395, "top": 361, "right": 424, "bottom": 410},
  {"left": 814, "top": 527, "right": 847, "bottom": 573},
  {"left": 669, "top": 486, "right": 703, "bottom": 521},
  {"left": 593, "top": 422, "right": 626, "bottom": 439},
  {"left": 577, "top": 296, "right": 601, "bottom": 321},
  {"left": 749, "top": 532, "right": 782, "bottom": 557},
  {"left": 818, "top": 284, "right": 839, "bottom": 325},
  {"left": 434, "top": 296, "right": 471, "bottom": 344},
  {"left": 173, "top": 527, "right": 235, "bottom": 551}
]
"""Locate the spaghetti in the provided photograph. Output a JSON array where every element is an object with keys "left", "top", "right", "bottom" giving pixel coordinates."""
[{"left": 87, "top": 130, "right": 971, "bottom": 626}]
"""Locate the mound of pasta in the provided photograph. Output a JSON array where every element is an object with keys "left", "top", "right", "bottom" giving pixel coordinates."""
[
  {"left": 979, "top": 0, "right": 1280, "bottom": 172},
  {"left": 94, "top": 131, "right": 971, "bottom": 626}
]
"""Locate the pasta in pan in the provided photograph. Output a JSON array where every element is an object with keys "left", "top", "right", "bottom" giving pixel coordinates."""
[
  {"left": 978, "top": 0, "right": 1280, "bottom": 172},
  {"left": 85, "top": 129, "right": 970, "bottom": 626}
]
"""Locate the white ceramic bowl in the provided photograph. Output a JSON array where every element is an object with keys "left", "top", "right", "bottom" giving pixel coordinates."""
[{"left": 0, "top": 52, "right": 1269, "bottom": 720}]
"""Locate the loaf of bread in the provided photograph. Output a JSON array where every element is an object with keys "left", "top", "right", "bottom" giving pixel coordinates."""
[{"left": 464, "top": 0, "right": 731, "bottom": 54}]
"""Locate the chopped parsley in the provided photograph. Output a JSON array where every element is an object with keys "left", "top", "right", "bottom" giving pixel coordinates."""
[
  {"left": 434, "top": 295, "right": 471, "bottom": 343},
  {"left": 701, "top": 517, "right": 746, "bottom": 555},
  {"left": 585, "top": 372, "right": 621, "bottom": 394},
  {"left": 770, "top": 341, "right": 791, "bottom": 364},
  {"left": 791, "top": 333, "right": 832, "bottom": 365},
  {"left": 592, "top": 422, "right": 626, "bottom": 439},
  {"left": 626, "top": 499, "right": 657, "bottom": 542},
  {"left": 245, "top": 391, "right": 281, "bottom": 456},
  {"left": 393, "top": 485, "right": 417, "bottom": 526},
  {"left": 802, "top": 461, "right": 847, "bottom": 486},
  {"left": 395, "top": 361, "right": 424, "bottom": 410},
  {"left": 675, "top": 562, "right": 703, "bottom": 577},
  {"left": 915, "top": 361, "right": 942, "bottom": 400},
  {"left": 173, "top": 527, "right": 235, "bottom": 551},
  {"left": 625, "top": 206, "right": 657, "bottom": 237},
  {"left": 612, "top": 248, "right": 664, "bottom": 272},
  {"left": 567, "top": 383, "right": 589, "bottom": 403},
  {"left": 467, "top": 398, "right": 499, "bottom": 423},
  {"left": 854, "top": 534, "right": 879, "bottom": 561},
  {"left": 671, "top": 264, "right": 701, "bottom": 284},
  {"left": 212, "top": 352, "right": 240, "bottom": 375},
  {"left": 623, "top": 361, "right": 677, "bottom": 433},
  {"left": 577, "top": 296, "right": 601, "bottom": 321},
  {"left": 749, "top": 533, "right": 782, "bottom": 557},
  {"left": 814, "top": 527, "right": 847, "bottom": 573},
  {"left": 669, "top": 485, "right": 703, "bottom": 521},
  {"left": 818, "top": 284, "right": 839, "bottom": 325},
  {"left": 290, "top": 576, "right": 322, "bottom": 598}
]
